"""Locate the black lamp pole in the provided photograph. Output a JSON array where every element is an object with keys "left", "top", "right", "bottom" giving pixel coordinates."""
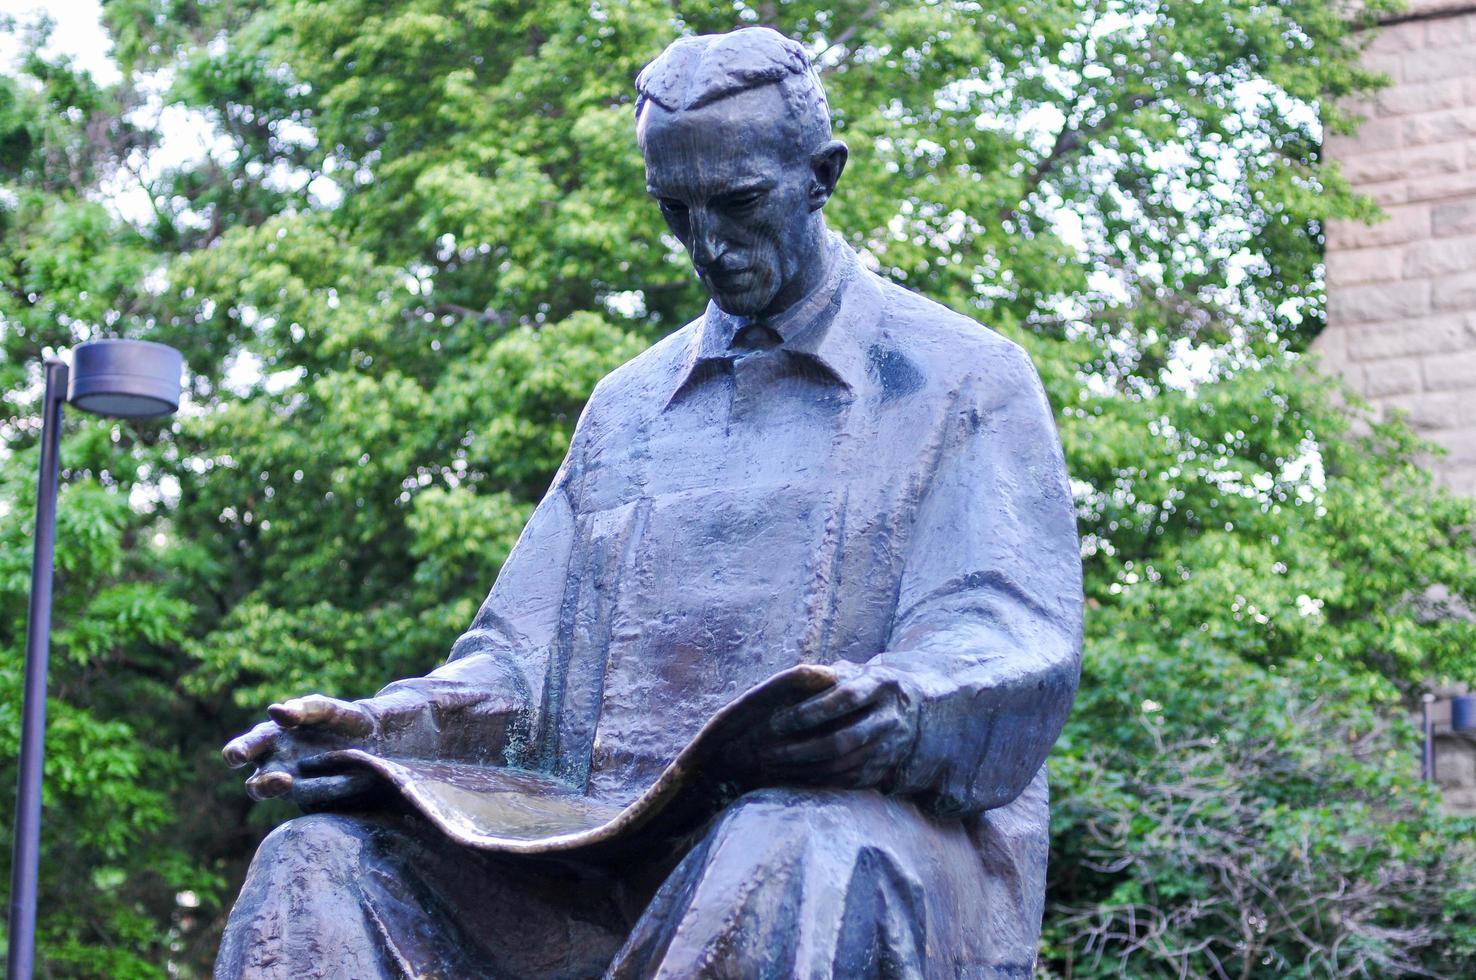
[
  {"left": 9, "top": 361, "right": 67, "bottom": 980},
  {"left": 1422, "top": 694, "right": 1436, "bottom": 782},
  {"left": 8, "top": 340, "right": 182, "bottom": 980}
]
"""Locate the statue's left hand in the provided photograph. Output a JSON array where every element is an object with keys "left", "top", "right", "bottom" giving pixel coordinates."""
[
  {"left": 222, "top": 695, "right": 382, "bottom": 808},
  {"left": 755, "top": 661, "right": 920, "bottom": 791}
]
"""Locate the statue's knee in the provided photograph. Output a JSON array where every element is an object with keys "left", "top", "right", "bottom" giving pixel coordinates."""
[
  {"left": 718, "top": 787, "right": 877, "bottom": 839},
  {"left": 733, "top": 785, "right": 873, "bottom": 810},
  {"left": 255, "top": 812, "right": 372, "bottom": 873}
]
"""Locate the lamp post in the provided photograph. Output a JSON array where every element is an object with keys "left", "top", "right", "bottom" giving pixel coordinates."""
[
  {"left": 8, "top": 340, "right": 182, "bottom": 980},
  {"left": 1422, "top": 693, "right": 1436, "bottom": 782}
]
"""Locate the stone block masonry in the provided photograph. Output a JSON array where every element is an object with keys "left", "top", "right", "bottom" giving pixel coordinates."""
[
  {"left": 1318, "top": 2, "right": 1476, "bottom": 815},
  {"left": 1318, "top": 2, "right": 1476, "bottom": 501},
  {"left": 1428, "top": 692, "right": 1476, "bottom": 814}
]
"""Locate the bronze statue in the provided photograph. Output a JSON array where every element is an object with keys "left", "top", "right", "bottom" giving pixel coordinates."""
[{"left": 216, "top": 26, "right": 1082, "bottom": 979}]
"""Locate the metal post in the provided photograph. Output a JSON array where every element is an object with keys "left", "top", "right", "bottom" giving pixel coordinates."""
[
  {"left": 1421, "top": 694, "right": 1436, "bottom": 783},
  {"left": 8, "top": 359, "right": 68, "bottom": 980}
]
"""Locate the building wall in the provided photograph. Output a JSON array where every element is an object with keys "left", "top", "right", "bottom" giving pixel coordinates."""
[
  {"left": 1317, "top": 2, "right": 1476, "bottom": 813},
  {"left": 1317, "top": 1, "right": 1476, "bottom": 498},
  {"left": 1429, "top": 693, "right": 1476, "bottom": 811}
]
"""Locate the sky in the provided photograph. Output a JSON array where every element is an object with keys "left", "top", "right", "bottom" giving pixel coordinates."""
[
  {"left": 0, "top": 0, "right": 117, "bottom": 82},
  {"left": 0, "top": 0, "right": 1246, "bottom": 396},
  {"left": 0, "top": 2, "right": 263, "bottom": 407}
]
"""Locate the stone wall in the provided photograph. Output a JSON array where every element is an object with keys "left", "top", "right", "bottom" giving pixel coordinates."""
[
  {"left": 1435, "top": 737, "right": 1475, "bottom": 810},
  {"left": 1429, "top": 692, "right": 1476, "bottom": 811},
  {"left": 1318, "top": 2, "right": 1476, "bottom": 814},
  {"left": 1316, "top": 1, "right": 1476, "bottom": 497}
]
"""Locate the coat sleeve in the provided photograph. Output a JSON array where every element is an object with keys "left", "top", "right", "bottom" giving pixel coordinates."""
[
  {"left": 871, "top": 341, "right": 1083, "bottom": 818},
  {"left": 354, "top": 404, "right": 591, "bottom": 765}
]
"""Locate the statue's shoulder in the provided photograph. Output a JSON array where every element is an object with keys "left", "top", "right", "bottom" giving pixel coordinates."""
[
  {"left": 864, "top": 271, "right": 1039, "bottom": 400},
  {"left": 580, "top": 317, "right": 703, "bottom": 424}
]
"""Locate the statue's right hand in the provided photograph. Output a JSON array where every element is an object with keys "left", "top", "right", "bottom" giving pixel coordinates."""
[{"left": 223, "top": 695, "right": 380, "bottom": 807}]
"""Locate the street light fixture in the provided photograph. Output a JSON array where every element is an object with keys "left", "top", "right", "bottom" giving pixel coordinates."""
[{"left": 8, "top": 340, "right": 183, "bottom": 980}]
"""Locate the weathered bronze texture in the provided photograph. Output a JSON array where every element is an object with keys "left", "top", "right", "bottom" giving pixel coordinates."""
[{"left": 217, "top": 26, "right": 1083, "bottom": 979}]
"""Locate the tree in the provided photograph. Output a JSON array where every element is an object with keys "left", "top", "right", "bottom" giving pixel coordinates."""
[{"left": 1, "top": 0, "right": 1472, "bottom": 975}]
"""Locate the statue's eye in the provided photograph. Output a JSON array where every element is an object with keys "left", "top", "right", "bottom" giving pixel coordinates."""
[
  {"left": 658, "top": 198, "right": 688, "bottom": 215},
  {"left": 726, "top": 192, "right": 764, "bottom": 212}
]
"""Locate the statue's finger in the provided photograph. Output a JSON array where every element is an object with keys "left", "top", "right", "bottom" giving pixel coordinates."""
[
  {"left": 761, "top": 708, "right": 889, "bottom": 766},
  {"left": 829, "top": 757, "right": 890, "bottom": 790},
  {"left": 267, "top": 696, "right": 316, "bottom": 728},
  {"left": 292, "top": 773, "right": 380, "bottom": 808},
  {"left": 223, "top": 722, "right": 280, "bottom": 768},
  {"left": 245, "top": 769, "right": 294, "bottom": 801},
  {"left": 269, "top": 695, "right": 373, "bottom": 737},
  {"left": 295, "top": 753, "right": 368, "bottom": 777},
  {"left": 767, "top": 725, "right": 902, "bottom": 786},
  {"left": 770, "top": 680, "right": 878, "bottom": 737},
  {"left": 318, "top": 699, "right": 374, "bottom": 737},
  {"left": 764, "top": 741, "right": 876, "bottom": 784},
  {"left": 816, "top": 746, "right": 882, "bottom": 779}
]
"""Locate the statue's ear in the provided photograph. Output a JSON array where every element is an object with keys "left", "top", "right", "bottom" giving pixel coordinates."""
[{"left": 808, "top": 140, "right": 848, "bottom": 211}]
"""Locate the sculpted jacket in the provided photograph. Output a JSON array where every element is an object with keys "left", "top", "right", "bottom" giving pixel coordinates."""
[{"left": 363, "top": 238, "right": 1083, "bottom": 930}]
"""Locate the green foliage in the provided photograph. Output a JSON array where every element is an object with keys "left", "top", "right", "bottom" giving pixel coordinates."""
[
  {"left": 2, "top": 0, "right": 1472, "bottom": 975},
  {"left": 0, "top": 442, "right": 212, "bottom": 976},
  {"left": 1050, "top": 638, "right": 1474, "bottom": 976}
]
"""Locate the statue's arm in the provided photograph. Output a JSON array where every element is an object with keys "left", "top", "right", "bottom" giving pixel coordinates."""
[
  {"left": 223, "top": 407, "right": 595, "bottom": 803},
  {"left": 351, "top": 417, "right": 590, "bottom": 766},
  {"left": 871, "top": 343, "right": 1083, "bottom": 818}
]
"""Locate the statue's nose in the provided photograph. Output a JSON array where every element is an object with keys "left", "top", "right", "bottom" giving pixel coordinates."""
[{"left": 690, "top": 213, "right": 726, "bottom": 269}]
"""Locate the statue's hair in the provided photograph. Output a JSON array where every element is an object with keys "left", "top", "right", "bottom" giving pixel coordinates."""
[{"left": 635, "top": 27, "right": 831, "bottom": 148}]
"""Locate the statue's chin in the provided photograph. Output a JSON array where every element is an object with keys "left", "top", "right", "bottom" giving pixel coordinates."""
[{"left": 708, "top": 289, "right": 773, "bottom": 318}]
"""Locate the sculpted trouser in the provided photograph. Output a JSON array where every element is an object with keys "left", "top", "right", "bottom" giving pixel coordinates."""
[{"left": 215, "top": 787, "right": 1043, "bottom": 979}]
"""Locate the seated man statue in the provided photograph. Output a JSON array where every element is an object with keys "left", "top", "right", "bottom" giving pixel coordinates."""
[{"left": 217, "top": 26, "right": 1082, "bottom": 980}]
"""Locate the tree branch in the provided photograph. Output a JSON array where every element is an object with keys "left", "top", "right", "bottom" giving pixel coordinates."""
[
  {"left": 431, "top": 302, "right": 511, "bottom": 327},
  {"left": 1000, "top": 91, "right": 1161, "bottom": 225},
  {"left": 817, "top": 0, "right": 884, "bottom": 72}
]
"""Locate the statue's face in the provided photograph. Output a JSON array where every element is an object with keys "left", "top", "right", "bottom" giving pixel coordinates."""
[{"left": 639, "top": 85, "right": 827, "bottom": 317}]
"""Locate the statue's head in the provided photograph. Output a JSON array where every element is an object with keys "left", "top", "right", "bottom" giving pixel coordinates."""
[{"left": 636, "top": 28, "right": 848, "bottom": 318}]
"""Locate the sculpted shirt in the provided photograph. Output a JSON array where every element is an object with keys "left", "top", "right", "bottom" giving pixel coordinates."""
[{"left": 370, "top": 237, "right": 1082, "bottom": 843}]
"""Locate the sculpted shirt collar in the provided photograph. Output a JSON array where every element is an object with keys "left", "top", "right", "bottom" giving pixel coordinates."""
[{"left": 669, "top": 234, "right": 871, "bottom": 405}]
